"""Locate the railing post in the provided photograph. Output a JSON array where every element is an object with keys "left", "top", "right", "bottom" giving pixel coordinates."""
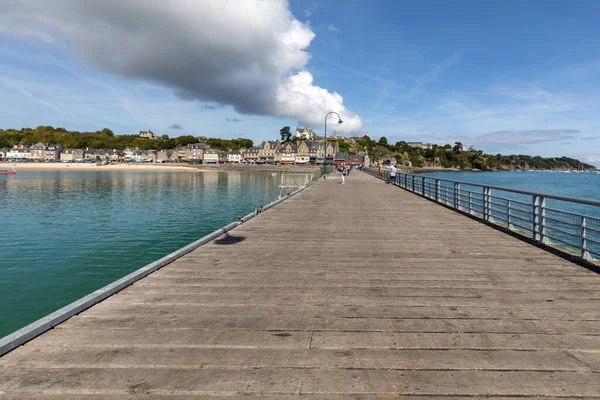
[
  {"left": 435, "top": 179, "right": 440, "bottom": 202},
  {"left": 540, "top": 197, "right": 547, "bottom": 243},
  {"left": 411, "top": 175, "right": 415, "bottom": 192},
  {"left": 487, "top": 189, "right": 493, "bottom": 222},
  {"left": 507, "top": 200, "right": 513, "bottom": 230},
  {"left": 581, "top": 217, "right": 591, "bottom": 261},
  {"left": 468, "top": 192, "right": 473, "bottom": 214},
  {"left": 483, "top": 187, "right": 489, "bottom": 220},
  {"left": 421, "top": 178, "right": 425, "bottom": 196},
  {"left": 454, "top": 183, "right": 460, "bottom": 210},
  {"left": 533, "top": 195, "right": 546, "bottom": 242}
]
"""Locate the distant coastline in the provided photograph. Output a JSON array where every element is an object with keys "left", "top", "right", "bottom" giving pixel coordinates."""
[
  {"left": 0, "top": 162, "right": 322, "bottom": 173},
  {"left": 0, "top": 162, "right": 200, "bottom": 172}
]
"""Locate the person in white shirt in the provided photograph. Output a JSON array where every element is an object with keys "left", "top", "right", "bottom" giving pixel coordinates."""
[{"left": 388, "top": 164, "right": 397, "bottom": 184}]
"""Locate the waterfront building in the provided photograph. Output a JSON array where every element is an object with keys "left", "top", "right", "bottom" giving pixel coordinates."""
[
  {"left": 203, "top": 149, "right": 219, "bottom": 164},
  {"left": 124, "top": 147, "right": 139, "bottom": 159},
  {"left": 156, "top": 149, "right": 176, "bottom": 162},
  {"left": 276, "top": 143, "right": 298, "bottom": 164},
  {"left": 60, "top": 149, "right": 85, "bottom": 162},
  {"left": 295, "top": 154, "right": 310, "bottom": 164},
  {"left": 258, "top": 140, "right": 280, "bottom": 164},
  {"left": 333, "top": 152, "right": 364, "bottom": 167},
  {"left": 138, "top": 150, "right": 157, "bottom": 162},
  {"left": 243, "top": 146, "right": 260, "bottom": 163},
  {"left": 84, "top": 149, "right": 103, "bottom": 161},
  {"left": 6, "top": 145, "right": 30, "bottom": 160},
  {"left": 44, "top": 144, "right": 63, "bottom": 161},
  {"left": 0, "top": 147, "right": 7, "bottom": 159},
  {"left": 29, "top": 143, "right": 47, "bottom": 160},
  {"left": 185, "top": 143, "right": 207, "bottom": 162},
  {"left": 227, "top": 150, "right": 242, "bottom": 163}
]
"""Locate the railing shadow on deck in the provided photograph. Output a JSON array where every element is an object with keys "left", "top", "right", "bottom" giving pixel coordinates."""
[
  {"left": 364, "top": 167, "right": 600, "bottom": 274},
  {"left": 214, "top": 233, "right": 246, "bottom": 245}
]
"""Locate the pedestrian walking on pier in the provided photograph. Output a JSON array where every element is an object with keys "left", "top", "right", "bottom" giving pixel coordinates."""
[{"left": 388, "top": 164, "right": 397, "bottom": 184}]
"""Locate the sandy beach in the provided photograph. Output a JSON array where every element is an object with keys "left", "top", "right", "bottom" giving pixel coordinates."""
[
  {"left": 0, "top": 162, "right": 200, "bottom": 172},
  {"left": 0, "top": 162, "right": 323, "bottom": 173}
]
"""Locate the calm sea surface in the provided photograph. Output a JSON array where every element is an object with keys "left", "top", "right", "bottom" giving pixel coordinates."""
[{"left": 0, "top": 169, "right": 305, "bottom": 338}]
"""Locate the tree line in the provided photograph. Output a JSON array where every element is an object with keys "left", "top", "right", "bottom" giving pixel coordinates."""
[{"left": 0, "top": 126, "right": 253, "bottom": 151}]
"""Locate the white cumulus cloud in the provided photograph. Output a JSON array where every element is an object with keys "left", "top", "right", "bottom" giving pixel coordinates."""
[{"left": 0, "top": 0, "right": 362, "bottom": 132}]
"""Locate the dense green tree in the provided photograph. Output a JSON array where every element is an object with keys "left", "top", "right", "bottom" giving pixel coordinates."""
[
  {"left": 453, "top": 142, "right": 464, "bottom": 153},
  {"left": 0, "top": 127, "right": 253, "bottom": 152},
  {"left": 279, "top": 126, "right": 292, "bottom": 142}
]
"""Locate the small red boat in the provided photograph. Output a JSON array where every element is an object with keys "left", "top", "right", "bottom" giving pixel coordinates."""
[{"left": 0, "top": 167, "right": 17, "bottom": 175}]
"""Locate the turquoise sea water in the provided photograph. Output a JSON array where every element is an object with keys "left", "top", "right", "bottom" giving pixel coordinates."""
[{"left": 0, "top": 169, "right": 299, "bottom": 338}]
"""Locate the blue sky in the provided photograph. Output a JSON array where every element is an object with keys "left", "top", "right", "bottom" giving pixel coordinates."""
[{"left": 1, "top": 0, "right": 599, "bottom": 165}]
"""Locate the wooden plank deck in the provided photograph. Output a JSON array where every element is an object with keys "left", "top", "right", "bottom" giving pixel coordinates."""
[{"left": 1, "top": 171, "right": 600, "bottom": 399}]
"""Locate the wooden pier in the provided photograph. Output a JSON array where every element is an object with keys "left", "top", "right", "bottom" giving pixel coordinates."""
[{"left": 1, "top": 171, "right": 600, "bottom": 398}]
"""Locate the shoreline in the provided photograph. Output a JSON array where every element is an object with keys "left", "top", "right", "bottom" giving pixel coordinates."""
[
  {"left": 0, "top": 162, "right": 200, "bottom": 172},
  {"left": 0, "top": 162, "right": 323, "bottom": 173}
]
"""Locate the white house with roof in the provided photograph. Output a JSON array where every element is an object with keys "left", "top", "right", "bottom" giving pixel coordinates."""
[
  {"left": 295, "top": 127, "right": 317, "bottom": 140},
  {"left": 227, "top": 150, "right": 242, "bottom": 163},
  {"left": 124, "top": 147, "right": 139, "bottom": 159},
  {"left": 6, "top": 145, "right": 30, "bottom": 160}
]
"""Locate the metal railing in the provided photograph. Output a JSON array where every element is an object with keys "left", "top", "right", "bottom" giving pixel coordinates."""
[{"left": 365, "top": 168, "right": 600, "bottom": 264}]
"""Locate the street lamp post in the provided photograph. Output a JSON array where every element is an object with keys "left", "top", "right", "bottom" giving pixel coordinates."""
[{"left": 323, "top": 112, "right": 343, "bottom": 177}]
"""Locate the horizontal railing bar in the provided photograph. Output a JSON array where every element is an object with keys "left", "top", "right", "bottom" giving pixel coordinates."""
[
  {"left": 543, "top": 224, "right": 581, "bottom": 238},
  {"left": 456, "top": 188, "right": 484, "bottom": 195},
  {"left": 468, "top": 198, "right": 485, "bottom": 205},
  {"left": 509, "top": 208, "right": 534, "bottom": 217},
  {"left": 490, "top": 215, "right": 509, "bottom": 224},
  {"left": 510, "top": 204, "right": 534, "bottom": 214},
  {"left": 543, "top": 206, "right": 600, "bottom": 222},
  {"left": 543, "top": 232, "right": 582, "bottom": 249},
  {"left": 586, "top": 225, "right": 600, "bottom": 234},
  {"left": 490, "top": 212, "right": 509, "bottom": 221},
  {"left": 511, "top": 222, "right": 534, "bottom": 233},
  {"left": 543, "top": 215, "right": 582, "bottom": 227},
  {"left": 490, "top": 200, "right": 509, "bottom": 208},
  {"left": 509, "top": 214, "right": 533, "bottom": 224},
  {"left": 584, "top": 236, "right": 600, "bottom": 246},
  {"left": 492, "top": 195, "right": 531, "bottom": 206}
]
